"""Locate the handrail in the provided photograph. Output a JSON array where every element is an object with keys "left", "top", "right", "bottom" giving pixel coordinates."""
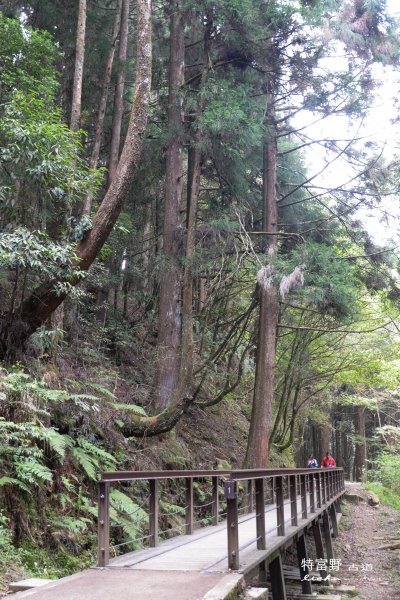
[
  {"left": 97, "top": 467, "right": 345, "bottom": 569},
  {"left": 100, "top": 466, "right": 341, "bottom": 482}
]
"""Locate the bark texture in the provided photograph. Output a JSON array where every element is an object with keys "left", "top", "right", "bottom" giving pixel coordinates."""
[
  {"left": 0, "top": 0, "right": 152, "bottom": 360},
  {"left": 354, "top": 406, "right": 366, "bottom": 481},
  {"left": 154, "top": 1, "right": 185, "bottom": 411},
  {"left": 244, "top": 84, "right": 278, "bottom": 468},
  {"left": 70, "top": 0, "right": 87, "bottom": 132},
  {"left": 83, "top": 0, "right": 123, "bottom": 214},
  {"left": 108, "top": 0, "right": 130, "bottom": 185}
]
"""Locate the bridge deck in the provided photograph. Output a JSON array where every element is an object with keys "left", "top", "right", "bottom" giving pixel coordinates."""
[{"left": 10, "top": 491, "right": 342, "bottom": 600}]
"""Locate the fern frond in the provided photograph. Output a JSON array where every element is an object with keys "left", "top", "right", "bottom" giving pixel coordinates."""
[
  {"left": 0, "top": 476, "right": 30, "bottom": 492},
  {"left": 111, "top": 403, "right": 147, "bottom": 416},
  {"left": 71, "top": 447, "right": 96, "bottom": 480},
  {"left": 15, "top": 459, "right": 53, "bottom": 484}
]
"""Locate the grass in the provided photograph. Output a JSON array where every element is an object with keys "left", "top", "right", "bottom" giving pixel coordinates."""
[{"left": 365, "top": 482, "right": 400, "bottom": 512}]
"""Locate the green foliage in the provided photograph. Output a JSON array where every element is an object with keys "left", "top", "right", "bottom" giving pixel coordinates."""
[
  {"left": 368, "top": 453, "right": 400, "bottom": 495},
  {"left": 365, "top": 482, "right": 400, "bottom": 512},
  {"left": 109, "top": 489, "right": 148, "bottom": 544},
  {"left": 0, "top": 511, "right": 24, "bottom": 590},
  {"left": 0, "top": 13, "right": 59, "bottom": 102}
]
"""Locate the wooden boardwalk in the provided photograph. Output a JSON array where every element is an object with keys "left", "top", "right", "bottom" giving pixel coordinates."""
[{"left": 10, "top": 487, "right": 343, "bottom": 600}]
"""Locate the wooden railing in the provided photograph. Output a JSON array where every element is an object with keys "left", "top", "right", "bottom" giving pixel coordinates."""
[{"left": 97, "top": 467, "right": 344, "bottom": 568}]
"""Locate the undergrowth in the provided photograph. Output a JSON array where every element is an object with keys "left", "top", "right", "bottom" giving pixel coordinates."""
[{"left": 365, "top": 482, "right": 400, "bottom": 512}]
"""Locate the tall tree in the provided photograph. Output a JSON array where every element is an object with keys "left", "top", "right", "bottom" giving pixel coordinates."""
[
  {"left": 108, "top": 0, "right": 130, "bottom": 186},
  {"left": 153, "top": 0, "right": 185, "bottom": 411},
  {"left": 70, "top": 0, "right": 87, "bottom": 132},
  {"left": 0, "top": 0, "right": 153, "bottom": 360}
]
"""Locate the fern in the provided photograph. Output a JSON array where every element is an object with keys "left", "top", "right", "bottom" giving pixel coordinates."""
[
  {"left": 50, "top": 515, "right": 91, "bottom": 534},
  {"left": 15, "top": 459, "right": 53, "bottom": 485},
  {"left": 71, "top": 447, "right": 97, "bottom": 480},
  {"left": 109, "top": 489, "right": 148, "bottom": 541},
  {"left": 86, "top": 383, "right": 116, "bottom": 399},
  {"left": 111, "top": 402, "right": 147, "bottom": 416},
  {"left": 42, "top": 429, "right": 73, "bottom": 460},
  {"left": 0, "top": 476, "right": 30, "bottom": 492}
]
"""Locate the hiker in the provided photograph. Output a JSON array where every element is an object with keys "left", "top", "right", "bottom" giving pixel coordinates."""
[
  {"left": 321, "top": 451, "right": 336, "bottom": 468},
  {"left": 307, "top": 454, "right": 318, "bottom": 468}
]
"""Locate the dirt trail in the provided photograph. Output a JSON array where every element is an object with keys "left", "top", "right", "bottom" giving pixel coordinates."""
[{"left": 336, "top": 483, "right": 400, "bottom": 599}]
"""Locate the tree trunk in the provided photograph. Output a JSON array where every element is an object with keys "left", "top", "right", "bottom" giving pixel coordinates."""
[
  {"left": 335, "top": 421, "right": 343, "bottom": 467},
  {"left": 153, "top": 1, "right": 185, "bottom": 411},
  {"left": 0, "top": 0, "right": 152, "bottom": 360},
  {"left": 83, "top": 0, "right": 123, "bottom": 214},
  {"left": 108, "top": 0, "right": 130, "bottom": 186},
  {"left": 244, "top": 84, "right": 278, "bottom": 468},
  {"left": 319, "top": 422, "right": 330, "bottom": 460},
  {"left": 70, "top": 0, "right": 87, "bottom": 132},
  {"left": 354, "top": 406, "right": 366, "bottom": 482}
]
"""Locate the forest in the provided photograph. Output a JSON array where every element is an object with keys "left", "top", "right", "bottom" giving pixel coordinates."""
[{"left": 1, "top": 0, "right": 400, "bottom": 591}]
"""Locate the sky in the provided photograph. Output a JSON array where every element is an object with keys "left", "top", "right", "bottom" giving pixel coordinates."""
[{"left": 295, "top": 0, "right": 400, "bottom": 245}]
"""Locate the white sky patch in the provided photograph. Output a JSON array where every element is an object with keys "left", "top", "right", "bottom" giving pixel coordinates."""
[{"left": 290, "top": 3, "right": 400, "bottom": 245}]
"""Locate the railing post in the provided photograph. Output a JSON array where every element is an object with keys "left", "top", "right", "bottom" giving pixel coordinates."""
[
  {"left": 309, "top": 472, "right": 315, "bottom": 513},
  {"left": 300, "top": 474, "right": 307, "bottom": 519},
  {"left": 186, "top": 477, "right": 194, "bottom": 535},
  {"left": 248, "top": 479, "right": 254, "bottom": 513},
  {"left": 97, "top": 481, "right": 110, "bottom": 567},
  {"left": 225, "top": 480, "right": 239, "bottom": 570},
  {"left": 276, "top": 476, "right": 285, "bottom": 536},
  {"left": 149, "top": 479, "right": 158, "bottom": 547},
  {"left": 212, "top": 476, "right": 219, "bottom": 526},
  {"left": 316, "top": 472, "right": 322, "bottom": 508},
  {"left": 322, "top": 472, "right": 327, "bottom": 504},
  {"left": 255, "top": 478, "right": 266, "bottom": 549},
  {"left": 290, "top": 474, "right": 298, "bottom": 527}
]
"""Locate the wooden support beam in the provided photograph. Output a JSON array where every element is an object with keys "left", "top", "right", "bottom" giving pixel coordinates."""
[
  {"left": 322, "top": 510, "right": 334, "bottom": 561},
  {"left": 300, "top": 475, "right": 307, "bottom": 519},
  {"left": 269, "top": 553, "right": 287, "bottom": 600},
  {"left": 186, "top": 477, "right": 194, "bottom": 535},
  {"left": 309, "top": 474, "right": 315, "bottom": 513},
  {"left": 248, "top": 479, "right": 254, "bottom": 513},
  {"left": 97, "top": 481, "right": 110, "bottom": 567},
  {"left": 276, "top": 477, "right": 285, "bottom": 536},
  {"left": 297, "top": 534, "right": 313, "bottom": 595},
  {"left": 312, "top": 520, "right": 328, "bottom": 580},
  {"left": 259, "top": 559, "right": 268, "bottom": 585},
  {"left": 149, "top": 478, "right": 158, "bottom": 547},
  {"left": 316, "top": 472, "right": 322, "bottom": 508},
  {"left": 212, "top": 476, "right": 219, "bottom": 526},
  {"left": 330, "top": 503, "right": 338, "bottom": 538},
  {"left": 322, "top": 472, "right": 327, "bottom": 504},
  {"left": 290, "top": 475, "right": 298, "bottom": 527},
  {"left": 255, "top": 478, "right": 266, "bottom": 549},
  {"left": 225, "top": 480, "right": 239, "bottom": 570}
]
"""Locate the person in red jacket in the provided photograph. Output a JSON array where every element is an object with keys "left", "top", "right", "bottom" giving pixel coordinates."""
[{"left": 321, "top": 451, "right": 336, "bottom": 468}]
